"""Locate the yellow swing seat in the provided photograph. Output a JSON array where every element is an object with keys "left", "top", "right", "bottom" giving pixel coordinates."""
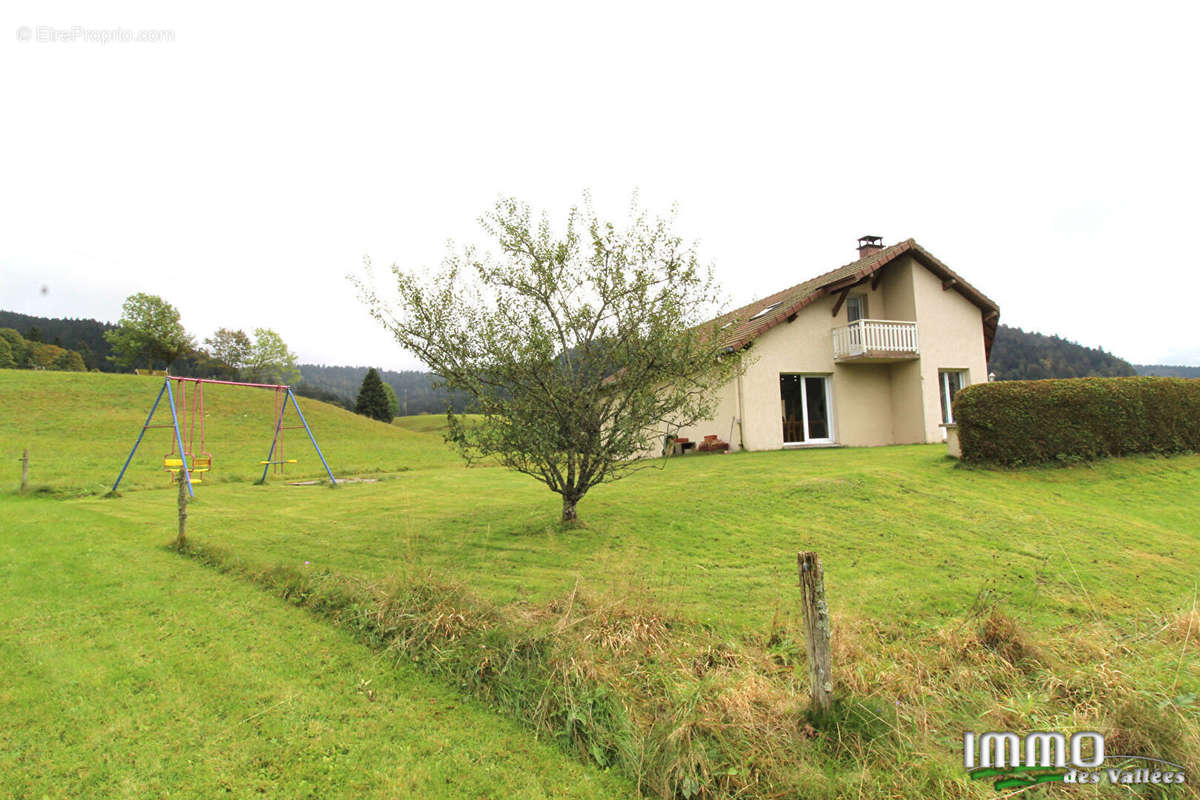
[{"left": 164, "top": 455, "right": 211, "bottom": 484}]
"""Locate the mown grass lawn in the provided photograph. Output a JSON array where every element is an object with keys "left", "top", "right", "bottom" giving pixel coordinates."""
[
  {"left": 0, "top": 493, "right": 631, "bottom": 799},
  {"left": 86, "top": 444, "right": 1200, "bottom": 639}
]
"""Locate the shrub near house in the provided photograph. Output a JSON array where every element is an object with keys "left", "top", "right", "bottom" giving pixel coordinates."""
[{"left": 954, "top": 377, "right": 1200, "bottom": 465}]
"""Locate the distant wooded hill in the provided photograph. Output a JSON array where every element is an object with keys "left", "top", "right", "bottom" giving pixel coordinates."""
[
  {"left": 1134, "top": 364, "right": 1200, "bottom": 378},
  {"left": 987, "top": 324, "right": 1137, "bottom": 380},
  {"left": 296, "top": 364, "right": 472, "bottom": 415},
  {"left": 0, "top": 309, "right": 116, "bottom": 371}
]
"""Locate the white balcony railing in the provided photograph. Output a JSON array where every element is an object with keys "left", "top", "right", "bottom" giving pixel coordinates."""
[{"left": 832, "top": 319, "right": 919, "bottom": 359}]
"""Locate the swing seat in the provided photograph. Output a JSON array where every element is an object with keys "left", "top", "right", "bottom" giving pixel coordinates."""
[
  {"left": 259, "top": 459, "right": 298, "bottom": 465},
  {"left": 165, "top": 468, "right": 203, "bottom": 484},
  {"left": 164, "top": 461, "right": 208, "bottom": 473},
  {"left": 165, "top": 447, "right": 210, "bottom": 485}
]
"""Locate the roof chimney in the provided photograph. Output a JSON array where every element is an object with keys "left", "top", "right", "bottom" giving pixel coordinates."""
[{"left": 857, "top": 235, "right": 883, "bottom": 259}]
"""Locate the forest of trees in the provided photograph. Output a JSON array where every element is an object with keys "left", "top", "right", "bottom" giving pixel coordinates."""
[
  {"left": 0, "top": 310, "right": 116, "bottom": 371},
  {"left": 987, "top": 324, "right": 1137, "bottom": 380},
  {"left": 1, "top": 307, "right": 300, "bottom": 383},
  {"left": 0, "top": 327, "right": 87, "bottom": 372}
]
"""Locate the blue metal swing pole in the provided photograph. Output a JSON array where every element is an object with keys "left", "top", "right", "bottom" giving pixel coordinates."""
[
  {"left": 258, "top": 390, "right": 287, "bottom": 484},
  {"left": 287, "top": 388, "right": 337, "bottom": 485},
  {"left": 110, "top": 378, "right": 169, "bottom": 494},
  {"left": 164, "top": 379, "right": 194, "bottom": 498}
]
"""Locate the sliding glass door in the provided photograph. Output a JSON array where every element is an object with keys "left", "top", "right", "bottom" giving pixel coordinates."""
[{"left": 780, "top": 374, "right": 833, "bottom": 444}]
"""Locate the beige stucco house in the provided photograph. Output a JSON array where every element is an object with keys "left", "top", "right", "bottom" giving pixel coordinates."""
[{"left": 664, "top": 236, "right": 999, "bottom": 452}]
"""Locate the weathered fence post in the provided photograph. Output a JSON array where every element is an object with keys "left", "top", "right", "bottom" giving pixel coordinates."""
[
  {"left": 19, "top": 448, "right": 29, "bottom": 493},
  {"left": 798, "top": 551, "right": 833, "bottom": 715},
  {"left": 176, "top": 475, "right": 188, "bottom": 547}
]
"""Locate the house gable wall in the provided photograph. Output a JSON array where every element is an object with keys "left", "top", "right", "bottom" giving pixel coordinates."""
[{"left": 911, "top": 258, "right": 990, "bottom": 441}]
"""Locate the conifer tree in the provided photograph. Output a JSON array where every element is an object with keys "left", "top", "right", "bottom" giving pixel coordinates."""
[
  {"left": 382, "top": 381, "right": 401, "bottom": 418},
  {"left": 355, "top": 367, "right": 393, "bottom": 422}
]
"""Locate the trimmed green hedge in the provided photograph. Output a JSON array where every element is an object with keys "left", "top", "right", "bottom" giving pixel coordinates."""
[{"left": 954, "top": 377, "right": 1200, "bottom": 466}]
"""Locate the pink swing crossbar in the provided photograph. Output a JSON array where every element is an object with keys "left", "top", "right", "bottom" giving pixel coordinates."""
[{"left": 167, "top": 377, "right": 291, "bottom": 390}]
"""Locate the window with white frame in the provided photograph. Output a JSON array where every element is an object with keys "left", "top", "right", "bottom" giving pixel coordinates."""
[
  {"left": 779, "top": 374, "right": 834, "bottom": 444},
  {"left": 939, "top": 370, "right": 969, "bottom": 424}
]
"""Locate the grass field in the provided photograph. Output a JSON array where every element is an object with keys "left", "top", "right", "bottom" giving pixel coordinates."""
[
  {"left": 3, "top": 370, "right": 1198, "bottom": 798},
  {"left": 114, "top": 442, "right": 1199, "bottom": 636},
  {"left": 0, "top": 496, "right": 630, "bottom": 799},
  {"left": 0, "top": 371, "right": 457, "bottom": 495},
  {"left": 392, "top": 414, "right": 476, "bottom": 435}
]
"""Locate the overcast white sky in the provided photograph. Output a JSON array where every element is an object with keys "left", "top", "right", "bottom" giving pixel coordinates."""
[{"left": 2, "top": 1, "right": 1198, "bottom": 369}]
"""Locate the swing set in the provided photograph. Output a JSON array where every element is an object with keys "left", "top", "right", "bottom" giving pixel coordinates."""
[{"left": 111, "top": 376, "right": 337, "bottom": 497}]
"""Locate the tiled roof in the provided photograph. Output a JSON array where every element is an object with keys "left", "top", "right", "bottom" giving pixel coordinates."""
[{"left": 709, "top": 239, "right": 1001, "bottom": 357}]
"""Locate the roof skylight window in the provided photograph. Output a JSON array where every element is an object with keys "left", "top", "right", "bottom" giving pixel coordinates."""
[{"left": 748, "top": 302, "right": 782, "bottom": 321}]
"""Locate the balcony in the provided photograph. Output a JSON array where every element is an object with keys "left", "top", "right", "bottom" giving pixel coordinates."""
[{"left": 832, "top": 319, "right": 919, "bottom": 362}]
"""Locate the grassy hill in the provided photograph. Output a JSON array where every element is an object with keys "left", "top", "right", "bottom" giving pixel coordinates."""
[
  {"left": 3, "top": 369, "right": 1198, "bottom": 798},
  {"left": 392, "top": 413, "right": 483, "bottom": 435},
  {"left": 0, "top": 370, "right": 457, "bottom": 495}
]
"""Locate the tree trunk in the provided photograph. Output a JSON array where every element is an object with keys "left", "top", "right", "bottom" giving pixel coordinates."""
[{"left": 561, "top": 495, "right": 578, "bottom": 523}]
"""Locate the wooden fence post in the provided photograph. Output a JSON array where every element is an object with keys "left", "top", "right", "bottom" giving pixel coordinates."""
[
  {"left": 176, "top": 475, "right": 188, "bottom": 547},
  {"left": 798, "top": 551, "right": 833, "bottom": 715},
  {"left": 20, "top": 448, "right": 29, "bottom": 493}
]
